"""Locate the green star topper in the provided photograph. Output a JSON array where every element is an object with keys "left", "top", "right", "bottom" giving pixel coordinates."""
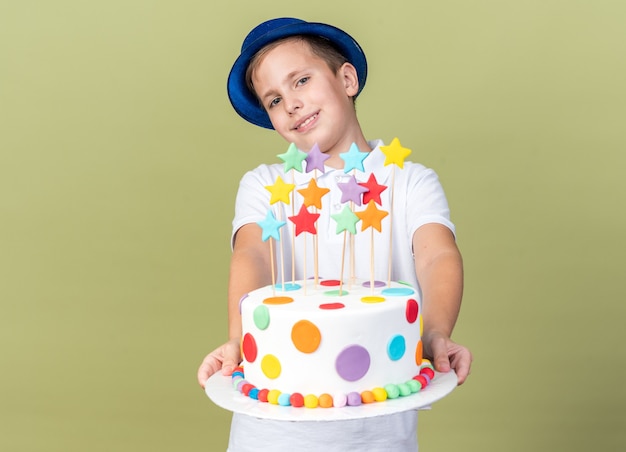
[
  {"left": 277, "top": 142, "right": 307, "bottom": 173},
  {"left": 331, "top": 204, "right": 360, "bottom": 235}
]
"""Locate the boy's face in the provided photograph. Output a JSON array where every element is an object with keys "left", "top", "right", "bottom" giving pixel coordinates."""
[{"left": 251, "top": 39, "right": 361, "bottom": 159}]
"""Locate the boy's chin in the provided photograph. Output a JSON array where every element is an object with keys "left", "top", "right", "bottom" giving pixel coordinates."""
[{"left": 281, "top": 136, "right": 314, "bottom": 151}]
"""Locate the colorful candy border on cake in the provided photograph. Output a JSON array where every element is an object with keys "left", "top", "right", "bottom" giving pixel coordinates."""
[{"left": 230, "top": 360, "right": 436, "bottom": 409}]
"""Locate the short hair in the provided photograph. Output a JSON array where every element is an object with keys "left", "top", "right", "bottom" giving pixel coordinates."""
[{"left": 245, "top": 35, "right": 351, "bottom": 103}]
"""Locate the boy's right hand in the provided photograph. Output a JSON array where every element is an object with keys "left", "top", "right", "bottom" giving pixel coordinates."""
[{"left": 197, "top": 338, "right": 241, "bottom": 388}]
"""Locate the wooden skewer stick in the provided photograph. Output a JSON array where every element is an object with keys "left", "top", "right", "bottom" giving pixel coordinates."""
[
  {"left": 387, "top": 166, "right": 396, "bottom": 286},
  {"left": 270, "top": 237, "right": 276, "bottom": 297},
  {"left": 291, "top": 171, "right": 296, "bottom": 286},
  {"left": 339, "top": 230, "right": 347, "bottom": 296},
  {"left": 279, "top": 210, "right": 286, "bottom": 291},
  {"left": 370, "top": 228, "right": 375, "bottom": 293}
]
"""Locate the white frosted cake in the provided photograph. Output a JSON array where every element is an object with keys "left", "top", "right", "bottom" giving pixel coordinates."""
[{"left": 233, "top": 278, "right": 434, "bottom": 408}]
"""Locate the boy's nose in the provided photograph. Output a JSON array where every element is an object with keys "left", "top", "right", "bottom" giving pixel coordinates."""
[{"left": 285, "top": 97, "right": 303, "bottom": 115}]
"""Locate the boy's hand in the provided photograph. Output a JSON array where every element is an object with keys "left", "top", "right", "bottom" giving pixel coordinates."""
[
  {"left": 423, "top": 331, "right": 472, "bottom": 385},
  {"left": 197, "top": 338, "right": 241, "bottom": 388}
]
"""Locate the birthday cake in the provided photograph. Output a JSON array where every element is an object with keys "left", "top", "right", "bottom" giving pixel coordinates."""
[
  {"left": 235, "top": 278, "right": 435, "bottom": 408},
  {"left": 226, "top": 138, "right": 440, "bottom": 408}
]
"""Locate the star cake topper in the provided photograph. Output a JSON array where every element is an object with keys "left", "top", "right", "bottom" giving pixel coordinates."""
[
  {"left": 356, "top": 200, "right": 389, "bottom": 232},
  {"left": 304, "top": 143, "right": 330, "bottom": 174},
  {"left": 331, "top": 205, "right": 360, "bottom": 235},
  {"left": 340, "top": 142, "right": 369, "bottom": 173},
  {"left": 359, "top": 173, "right": 387, "bottom": 206},
  {"left": 297, "top": 178, "right": 330, "bottom": 209},
  {"left": 288, "top": 204, "right": 320, "bottom": 236},
  {"left": 380, "top": 137, "right": 412, "bottom": 168},
  {"left": 337, "top": 174, "right": 368, "bottom": 205},
  {"left": 257, "top": 210, "right": 286, "bottom": 241},
  {"left": 265, "top": 176, "right": 295, "bottom": 205},
  {"left": 277, "top": 142, "right": 307, "bottom": 173}
]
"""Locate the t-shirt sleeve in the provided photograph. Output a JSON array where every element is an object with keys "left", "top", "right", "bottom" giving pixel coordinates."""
[
  {"left": 231, "top": 165, "right": 274, "bottom": 249},
  {"left": 404, "top": 167, "right": 456, "bottom": 240}
]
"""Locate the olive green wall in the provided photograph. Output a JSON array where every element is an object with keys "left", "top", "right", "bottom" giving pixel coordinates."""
[{"left": 1, "top": 1, "right": 625, "bottom": 451}]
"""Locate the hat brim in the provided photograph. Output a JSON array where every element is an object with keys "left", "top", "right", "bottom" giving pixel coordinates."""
[{"left": 227, "top": 21, "right": 368, "bottom": 130}]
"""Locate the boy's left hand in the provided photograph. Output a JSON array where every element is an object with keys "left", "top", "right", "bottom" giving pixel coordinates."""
[{"left": 424, "top": 332, "right": 472, "bottom": 385}]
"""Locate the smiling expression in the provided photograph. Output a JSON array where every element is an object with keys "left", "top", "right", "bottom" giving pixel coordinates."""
[{"left": 250, "top": 39, "right": 365, "bottom": 165}]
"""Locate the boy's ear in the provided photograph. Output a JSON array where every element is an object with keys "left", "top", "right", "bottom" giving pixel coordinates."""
[{"left": 340, "top": 63, "right": 360, "bottom": 97}]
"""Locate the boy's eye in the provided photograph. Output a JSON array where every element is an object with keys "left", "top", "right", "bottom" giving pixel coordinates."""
[
  {"left": 297, "top": 77, "right": 309, "bottom": 86},
  {"left": 269, "top": 97, "right": 281, "bottom": 108}
]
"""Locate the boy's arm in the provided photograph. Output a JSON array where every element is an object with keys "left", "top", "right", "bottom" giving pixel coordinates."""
[
  {"left": 413, "top": 223, "right": 472, "bottom": 384},
  {"left": 226, "top": 223, "right": 273, "bottom": 340},
  {"left": 197, "top": 223, "right": 272, "bottom": 387}
]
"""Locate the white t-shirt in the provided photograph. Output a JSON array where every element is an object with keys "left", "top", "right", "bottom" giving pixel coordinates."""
[
  {"left": 227, "top": 140, "right": 455, "bottom": 451},
  {"left": 228, "top": 410, "right": 419, "bottom": 452}
]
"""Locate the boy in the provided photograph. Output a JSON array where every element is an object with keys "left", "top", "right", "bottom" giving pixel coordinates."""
[{"left": 198, "top": 17, "right": 472, "bottom": 451}]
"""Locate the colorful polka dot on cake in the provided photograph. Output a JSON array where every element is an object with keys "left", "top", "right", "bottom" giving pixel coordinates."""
[
  {"left": 381, "top": 287, "right": 414, "bottom": 296},
  {"left": 405, "top": 298, "right": 419, "bottom": 323},
  {"left": 387, "top": 335, "right": 406, "bottom": 361},
  {"left": 320, "top": 279, "right": 341, "bottom": 286},
  {"left": 291, "top": 320, "right": 321, "bottom": 353},
  {"left": 336, "top": 345, "right": 370, "bottom": 381},
  {"left": 263, "top": 295, "right": 294, "bottom": 305},
  {"left": 238, "top": 293, "right": 248, "bottom": 314},
  {"left": 414, "top": 340, "right": 423, "bottom": 365},
  {"left": 318, "top": 302, "right": 345, "bottom": 310},
  {"left": 361, "top": 280, "right": 385, "bottom": 288},
  {"left": 253, "top": 305, "right": 270, "bottom": 330},
  {"left": 242, "top": 333, "right": 257, "bottom": 362},
  {"left": 261, "top": 354, "right": 281, "bottom": 379},
  {"left": 361, "top": 295, "right": 385, "bottom": 303}
]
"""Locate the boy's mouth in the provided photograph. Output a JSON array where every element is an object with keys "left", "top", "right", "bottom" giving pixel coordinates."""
[{"left": 293, "top": 113, "right": 318, "bottom": 131}]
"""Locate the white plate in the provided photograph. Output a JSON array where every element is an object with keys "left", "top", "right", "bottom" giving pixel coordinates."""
[{"left": 204, "top": 370, "right": 457, "bottom": 421}]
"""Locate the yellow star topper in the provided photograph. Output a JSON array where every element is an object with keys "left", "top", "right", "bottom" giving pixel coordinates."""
[
  {"left": 380, "top": 137, "right": 412, "bottom": 168},
  {"left": 265, "top": 176, "right": 295, "bottom": 205}
]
